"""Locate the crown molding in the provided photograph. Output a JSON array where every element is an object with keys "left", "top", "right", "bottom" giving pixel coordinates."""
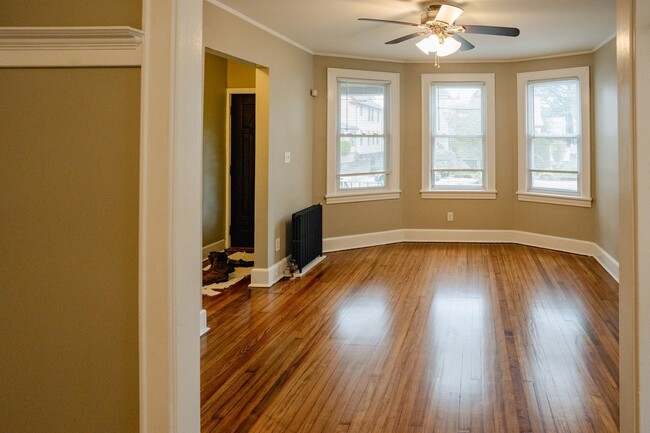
[
  {"left": 206, "top": 0, "right": 314, "bottom": 55},
  {"left": 0, "top": 26, "right": 144, "bottom": 67}
]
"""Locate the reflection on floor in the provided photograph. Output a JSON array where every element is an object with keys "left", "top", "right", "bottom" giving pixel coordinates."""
[{"left": 200, "top": 243, "right": 619, "bottom": 433}]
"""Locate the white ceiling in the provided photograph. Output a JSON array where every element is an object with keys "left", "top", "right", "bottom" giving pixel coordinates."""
[{"left": 212, "top": 0, "right": 616, "bottom": 62}]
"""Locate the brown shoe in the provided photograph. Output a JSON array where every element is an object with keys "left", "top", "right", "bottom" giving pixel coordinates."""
[
  {"left": 203, "top": 267, "right": 229, "bottom": 285},
  {"left": 215, "top": 251, "right": 235, "bottom": 273},
  {"left": 203, "top": 251, "right": 219, "bottom": 275}
]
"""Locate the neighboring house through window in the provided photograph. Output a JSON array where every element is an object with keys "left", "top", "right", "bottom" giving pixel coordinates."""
[
  {"left": 326, "top": 68, "right": 400, "bottom": 204},
  {"left": 516, "top": 66, "right": 591, "bottom": 207},
  {"left": 421, "top": 73, "right": 496, "bottom": 199}
]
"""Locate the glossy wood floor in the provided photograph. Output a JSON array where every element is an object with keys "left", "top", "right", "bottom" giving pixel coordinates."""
[{"left": 200, "top": 243, "right": 619, "bottom": 433}]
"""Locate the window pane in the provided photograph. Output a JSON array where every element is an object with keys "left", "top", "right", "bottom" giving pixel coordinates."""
[
  {"left": 339, "top": 80, "right": 386, "bottom": 135},
  {"left": 432, "top": 137, "right": 484, "bottom": 170},
  {"left": 530, "top": 137, "right": 578, "bottom": 171},
  {"left": 339, "top": 136, "right": 386, "bottom": 175},
  {"left": 433, "top": 170, "right": 483, "bottom": 187},
  {"left": 339, "top": 173, "right": 385, "bottom": 190},
  {"left": 531, "top": 171, "right": 578, "bottom": 192},
  {"left": 530, "top": 79, "right": 580, "bottom": 137},
  {"left": 433, "top": 85, "right": 483, "bottom": 136}
]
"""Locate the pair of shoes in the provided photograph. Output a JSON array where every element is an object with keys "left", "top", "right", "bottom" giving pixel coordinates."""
[
  {"left": 229, "top": 258, "right": 254, "bottom": 267},
  {"left": 203, "top": 251, "right": 231, "bottom": 285}
]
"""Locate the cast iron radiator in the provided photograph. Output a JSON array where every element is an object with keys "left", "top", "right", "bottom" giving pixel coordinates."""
[{"left": 292, "top": 204, "right": 323, "bottom": 273}]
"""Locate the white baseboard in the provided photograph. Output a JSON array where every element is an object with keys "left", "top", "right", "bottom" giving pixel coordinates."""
[
  {"left": 249, "top": 256, "right": 289, "bottom": 288},
  {"left": 593, "top": 246, "right": 619, "bottom": 282},
  {"left": 323, "top": 229, "right": 403, "bottom": 252},
  {"left": 202, "top": 239, "right": 226, "bottom": 259},
  {"left": 324, "top": 229, "right": 619, "bottom": 282},
  {"left": 199, "top": 309, "right": 209, "bottom": 336}
]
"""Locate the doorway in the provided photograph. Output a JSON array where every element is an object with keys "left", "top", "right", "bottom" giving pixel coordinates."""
[{"left": 228, "top": 93, "right": 255, "bottom": 249}]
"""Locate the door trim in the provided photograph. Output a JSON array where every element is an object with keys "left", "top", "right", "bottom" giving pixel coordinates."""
[{"left": 225, "top": 88, "right": 256, "bottom": 249}]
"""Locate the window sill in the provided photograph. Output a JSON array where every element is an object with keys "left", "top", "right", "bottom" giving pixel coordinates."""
[
  {"left": 516, "top": 191, "right": 592, "bottom": 208},
  {"left": 420, "top": 190, "right": 497, "bottom": 200},
  {"left": 326, "top": 190, "right": 401, "bottom": 204}
]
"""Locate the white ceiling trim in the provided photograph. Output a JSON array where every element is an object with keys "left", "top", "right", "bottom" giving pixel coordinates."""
[
  {"left": 206, "top": 0, "right": 314, "bottom": 55},
  {"left": 592, "top": 33, "right": 617, "bottom": 52},
  {"left": 314, "top": 52, "right": 406, "bottom": 64}
]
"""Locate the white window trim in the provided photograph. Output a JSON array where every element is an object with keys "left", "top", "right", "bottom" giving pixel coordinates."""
[
  {"left": 326, "top": 68, "right": 401, "bottom": 204},
  {"left": 516, "top": 66, "right": 592, "bottom": 207},
  {"left": 421, "top": 73, "right": 496, "bottom": 199}
]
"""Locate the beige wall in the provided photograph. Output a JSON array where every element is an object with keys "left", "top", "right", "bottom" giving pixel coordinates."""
[
  {"left": 204, "top": 2, "right": 314, "bottom": 267},
  {"left": 0, "top": 0, "right": 141, "bottom": 27},
  {"left": 593, "top": 39, "right": 619, "bottom": 260},
  {"left": 203, "top": 53, "right": 228, "bottom": 247},
  {"left": 0, "top": 68, "right": 140, "bottom": 433},
  {"left": 313, "top": 53, "right": 604, "bottom": 243}
]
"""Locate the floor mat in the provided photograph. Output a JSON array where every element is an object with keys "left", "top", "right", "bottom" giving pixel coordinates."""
[{"left": 202, "top": 251, "right": 254, "bottom": 296}]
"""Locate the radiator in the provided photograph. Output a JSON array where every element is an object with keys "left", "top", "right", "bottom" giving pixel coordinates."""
[{"left": 292, "top": 204, "right": 323, "bottom": 273}]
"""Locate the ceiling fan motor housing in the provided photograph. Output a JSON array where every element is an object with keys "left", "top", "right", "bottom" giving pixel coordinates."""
[{"left": 422, "top": 3, "right": 464, "bottom": 25}]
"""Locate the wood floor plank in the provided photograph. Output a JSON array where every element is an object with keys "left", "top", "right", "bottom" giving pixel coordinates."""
[{"left": 201, "top": 243, "right": 619, "bottom": 433}]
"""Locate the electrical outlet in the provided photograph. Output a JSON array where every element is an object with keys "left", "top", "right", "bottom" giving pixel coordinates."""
[
  {"left": 284, "top": 152, "right": 291, "bottom": 163},
  {"left": 275, "top": 238, "right": 281, "bottom": 252},
  {"left": 447, "top": 212, "right": 454, "bottom": 222}
]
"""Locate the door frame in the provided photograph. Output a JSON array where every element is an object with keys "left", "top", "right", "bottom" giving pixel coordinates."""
[{"left": 225, "top": 88, "right": 256, "bottom": 249}]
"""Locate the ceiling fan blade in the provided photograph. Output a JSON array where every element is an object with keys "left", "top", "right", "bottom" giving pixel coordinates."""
[
  {"left": 385, "top": 32, "right": 427, "bottom": 45},
  {"left": 461, "top": 25, "right": 520, "bottom": 37},
  {"left": 358, "top": 17, "right": 419, "bottom": 27},
  {"left": 452, "top": 34, "right": 475, "bottom": 51}
]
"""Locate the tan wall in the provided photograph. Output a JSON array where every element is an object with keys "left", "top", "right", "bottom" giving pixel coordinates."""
[
  {"left": 0, "top": 0, "right": 141, "bottom": 27},
  {"left": 313, "top": 54, "right": 601, "bottom": 242},
  {"left": 204, "top": 2, "right": 314, "bottom": 267},
  {"left": 403, "top": 62, "right": 515, "bottom": 231},
  {"left": 203, "top": 53, "right": 228, "bottom": 247},
  {"left": 511, "top": 54, "right": 596, "bottom": 241},
  {"left": 312, "top": 56, "right": 405, "bottom": 237},
  {"left": 0, "top": 68, "right": 140, "bottom": 433},
  {"left": 593, "top": 39, "right": 619, "bottom": 260},
  {"left": 228, "top": 59, "right": 256, "bottom": 88}
]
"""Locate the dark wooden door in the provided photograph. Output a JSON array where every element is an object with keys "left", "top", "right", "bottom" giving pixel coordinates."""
[{"left": 230, "top": 94, "right": 255, "bottom": 248}]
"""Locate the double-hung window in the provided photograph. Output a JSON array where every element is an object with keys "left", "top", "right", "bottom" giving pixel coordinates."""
[
  {"left": 421, "top": 73, "right": 496, "bottom": 199},
  {"left": 326, "top": 68, "right": 400, "bottom": 204},
  {"left": 517, "top": 67, "right": 591, "bottom": 207}
]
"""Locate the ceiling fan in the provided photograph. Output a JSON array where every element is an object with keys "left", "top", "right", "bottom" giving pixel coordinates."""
[{"left": 359, "top": 3, "right": 520, "bottom": 65}]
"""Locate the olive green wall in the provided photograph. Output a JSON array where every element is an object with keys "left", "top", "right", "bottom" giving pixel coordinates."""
[
  {"left": 313, "top": 52, "right": 612, "bottom": 245},
  {"left": 0, "top": 0, "right": 141, "bottom": 27},
  {"left": 203, "top": 53, "right": 228, "bottom": 248},
  {"left": 593, "top": 39, "right": 619, "bottom": 260},
  {"left": 228, "top": 59, "right": 256, "bottom": 88},
  {"left": 0, "top": 68, "right": 140, "bottom": 433}
]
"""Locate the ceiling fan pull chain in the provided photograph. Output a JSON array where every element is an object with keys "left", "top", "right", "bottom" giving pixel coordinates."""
[{"left": 434, "top": 53, "right": 440, "bottom": 68}]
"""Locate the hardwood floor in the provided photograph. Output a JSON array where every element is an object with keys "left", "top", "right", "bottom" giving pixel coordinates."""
[{"left": 200, "top": 243, "right": 619, "bottom": 433}]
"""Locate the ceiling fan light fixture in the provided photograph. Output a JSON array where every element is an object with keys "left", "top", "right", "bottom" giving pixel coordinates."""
[
  {"left": 436, "top": 36, "right": 462, "bottom": 56},
  {"left": 416, "top": 35, "right": 440, "bottom": 55}
]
